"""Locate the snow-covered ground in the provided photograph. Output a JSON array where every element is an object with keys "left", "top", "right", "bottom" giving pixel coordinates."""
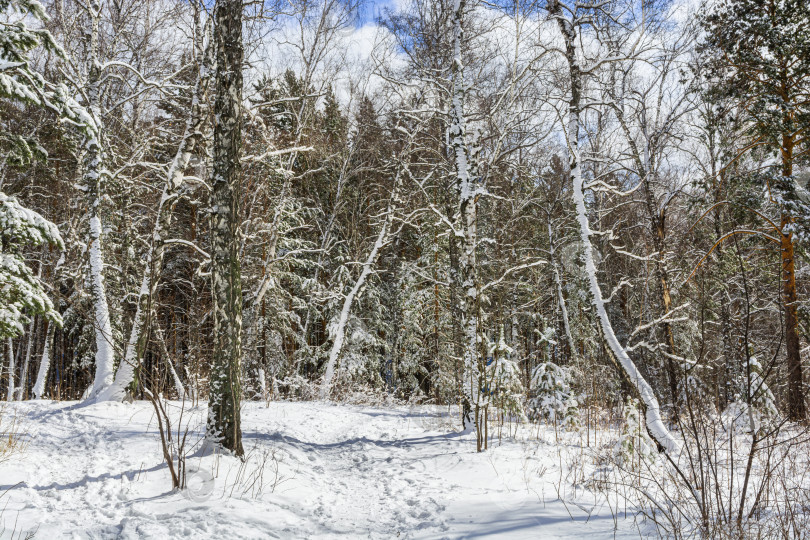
[{"left": 0, "top": 400, "right": 650, "bottom": 539}]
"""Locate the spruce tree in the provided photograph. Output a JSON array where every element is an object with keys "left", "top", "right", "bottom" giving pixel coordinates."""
[{"left": 0, "top": 0, "right": 87, "bottom": 339}]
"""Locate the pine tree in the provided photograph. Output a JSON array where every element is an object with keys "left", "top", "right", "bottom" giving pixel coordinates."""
[{"left": 703, "top": 0, "right": 810, "bottom": 420}]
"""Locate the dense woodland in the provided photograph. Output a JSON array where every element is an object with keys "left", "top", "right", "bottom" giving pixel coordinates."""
[{"left": 2, "top": 0, "right": 810, "bottom": 466}]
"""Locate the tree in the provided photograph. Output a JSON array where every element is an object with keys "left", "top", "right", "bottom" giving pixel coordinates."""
[
  {"left": 75, "top": 0, "right": 116, "bottom": 401},
  {"left": 318, "top": 121, "right": 418, "bottom": 399},
  {"left": 206, "top": 0, "right": 245, "bottom": 456},
  {"left": 548, "top": 0, "right": 679, "bottom": 454},
  {"left": 0, "top": 0, "right": 91, "bottom": 399},
  {"left": 703, "top": 0, "right": 810, "bottom": 420},
  {"left": 97, "top": 9, "right": 213, "bottom": 402},
  {"left": 0, "top": 193, "right": 62, "bottom": 340},
  {"left": 600, "top": 14, "right": 698, "bottom": 419}
]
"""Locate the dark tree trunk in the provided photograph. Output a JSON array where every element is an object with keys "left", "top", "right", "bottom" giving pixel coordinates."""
[{"left": 207, "top": 0, "right": 245, "bottom": 456}]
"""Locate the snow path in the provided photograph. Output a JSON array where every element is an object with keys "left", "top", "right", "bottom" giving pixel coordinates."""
[{"left": 0, "top": 401, "right": 645, "bottom": 538}]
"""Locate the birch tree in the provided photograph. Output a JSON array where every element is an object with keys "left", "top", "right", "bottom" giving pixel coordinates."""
[
  {"left": 600, "top": 15, "right": 697, "bottom": 418},
  {"left": 446, "top": 0, "right": 482, "bottom": 437},
  {"left": 73, "top": 0, "right": 116, "bottom": 400},
  {"left": 32, "top": 317, "right": 55, "bottom": 399},
  {"left": 206, "top": 0, "right": 245, "bottom": 456},
  {"left": 548, "top": 0, "right": 679, "bottom": 454}
]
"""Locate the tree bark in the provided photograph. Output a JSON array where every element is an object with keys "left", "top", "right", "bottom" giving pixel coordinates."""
[
  {"left": 206, "top": 0, "right": 245, "bottom": 456},
  {"left": 449, "top": 0, "right": 481, "bottom": 441},
  {"left": 781, "top": 135, "right": 806, "bottom": 421},
  {"left": 18, "top": 316, "right": 36, "bottom": 400}
]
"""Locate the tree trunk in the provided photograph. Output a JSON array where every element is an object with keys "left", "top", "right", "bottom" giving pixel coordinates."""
[
  {"left": 548, "top": 221, "right": 575, "bottom": 362},
  {"left": 85, "top": 0, "right": 116, "bottom": 400},
  {"left": 781, "top": 219, "right": 804, "bottom": 421},
  {"left": 33, "top": 319, "right": 55, "bottom": 399},
  {"left": 206, "top": 0, "right": 245, "bottom": 456},
  {"left": 18, "top": 316, "right": 37, "bottom": 400},
  {"left": 781, "top": 135, "right": 806, "bottom": 421},
  {"left": 6, "top": 338, "right": 14, "bottom": 402},
  {"left": 449, "top": 0, "right": 480, "bottom": 441},
  {"left": 550, "top": 0, "right": 679, "bottom": 454}
]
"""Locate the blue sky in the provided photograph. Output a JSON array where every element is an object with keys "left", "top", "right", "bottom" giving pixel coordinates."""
[{"left": 356, "top": 0, "right": 399, "bottom": 26}]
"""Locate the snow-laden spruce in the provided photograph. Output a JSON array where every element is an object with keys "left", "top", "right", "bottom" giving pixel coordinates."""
[
  {"left": 615, "top": 397, "right": 659, "bottom": 466},
  {"left": 485, "top": 326, "right": 527, "bottom": 422},
  {"left": 0, "top": 193, "right": 63, "bottom": 340},
  {"left": 0, "top": 194, "right": 63, "bottom": 401},
  {"left": 529, "top": 361, "right": 579, "bottom": 428}
]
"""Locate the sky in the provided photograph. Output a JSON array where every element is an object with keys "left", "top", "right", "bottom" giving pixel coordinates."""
[{"left": 356, "top": 0, "right": 402, "bottom": 25}]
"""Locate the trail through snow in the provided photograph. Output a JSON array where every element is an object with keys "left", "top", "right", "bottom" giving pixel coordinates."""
[{"left": 0, "top": 401, "right": 646, "bottom": 538}]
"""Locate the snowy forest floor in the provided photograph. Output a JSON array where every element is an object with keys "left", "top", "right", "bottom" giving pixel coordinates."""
[{"left": 0, "top": 401, "right": 683, "bottom": 538}]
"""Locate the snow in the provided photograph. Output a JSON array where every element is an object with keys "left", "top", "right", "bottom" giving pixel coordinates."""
[{"left": 0, "top": 400, "right": 650, "bottom": 539}]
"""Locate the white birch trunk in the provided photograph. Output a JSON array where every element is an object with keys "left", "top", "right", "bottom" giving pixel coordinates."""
[
  {"left": 33, "top": 252, "right": 64, "bottom": 400},
  {"left": 19, "top": 262, "right": 43, "bottom": 399},
  {"left": 32, "top": 319, "right": 55, "bottom": 399},
  {"left": 548, "top": 222, "right": 575, "bottom": 360},
  {"left": 85, "top": 1, "right": 116, "bottom": 400},
  {"left": 18, "top": 316, "right": 36, "bottom": 400},
  {"left": 550, "top": 0, "right": 679, "bottom": 454},
  {"left": 449, "top": 0, "right": 480, "bottom": 432},
  {"left": 6, "top": 338, "right": 14, "bottom": 402},
  {"left": 87, "top": 212, "right": 115, "bottom": 399}
]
